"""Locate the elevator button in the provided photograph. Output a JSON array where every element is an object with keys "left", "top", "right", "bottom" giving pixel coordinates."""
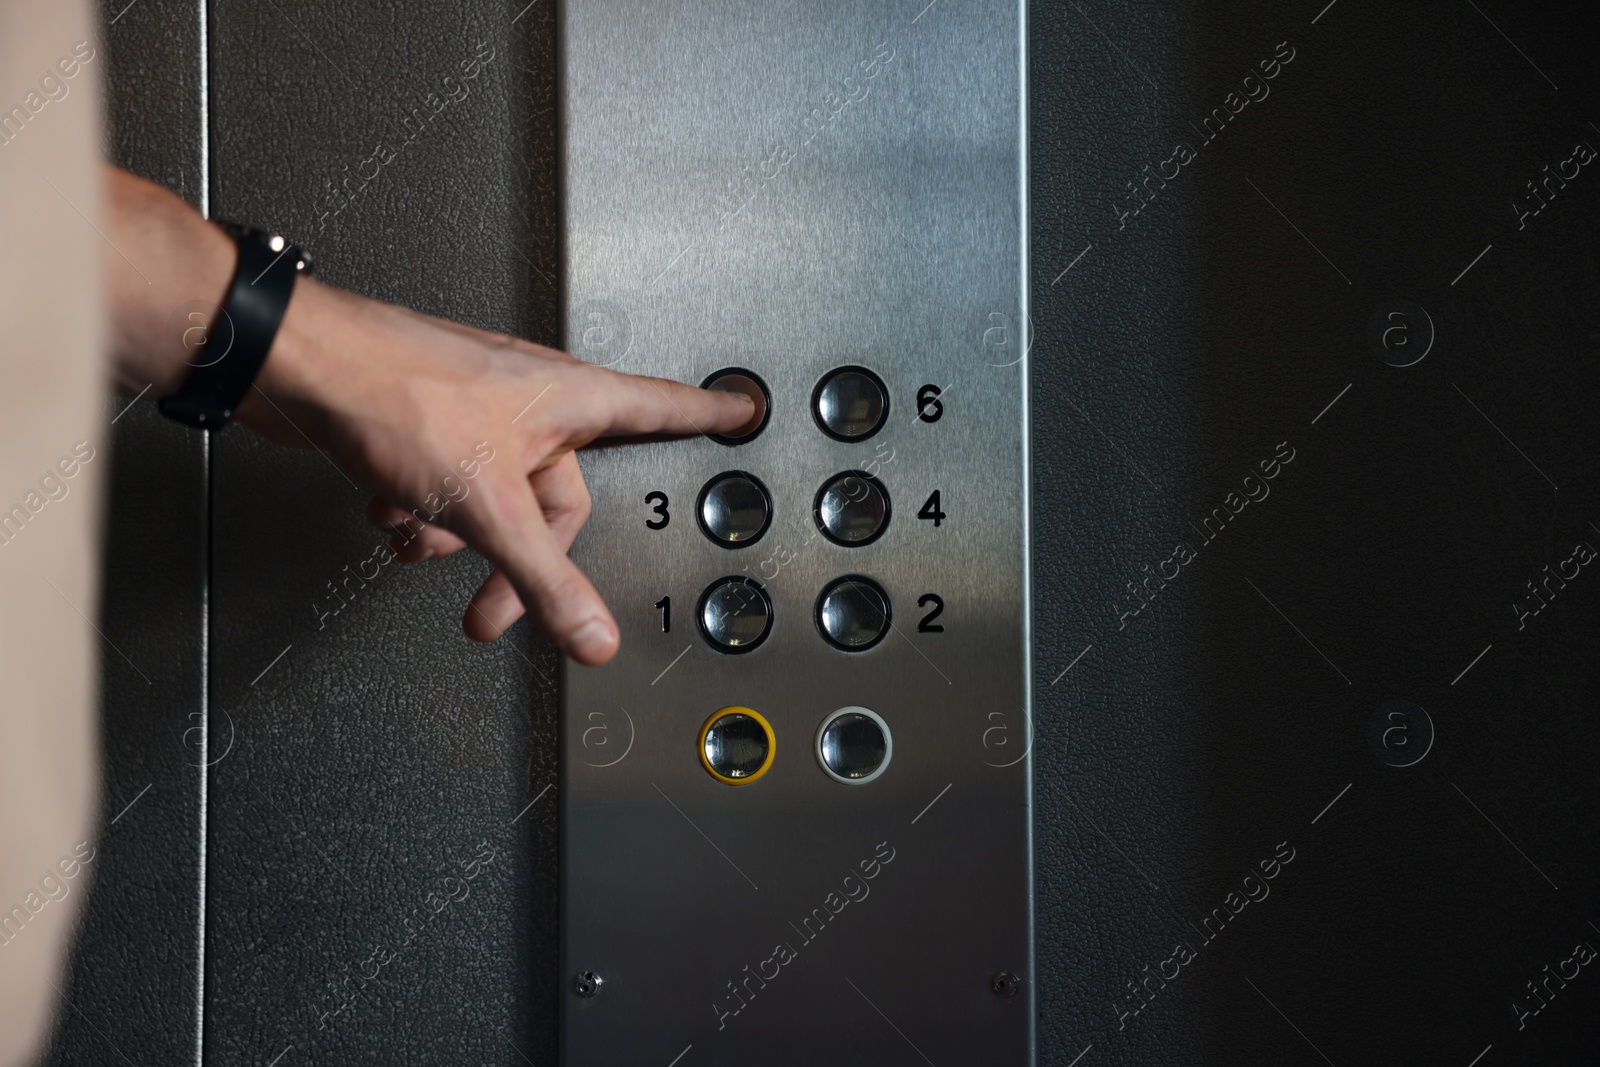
[
  {"left": 698, "top": 576, "right": 773, "bottom": 652},
  {"left": 816, "top": 706, "right": 892, "bottom": 784},
  {"left": 702, "top": 369, "right": 770, "bottom": 444},
  {"left": 698, "top": 471, "right": 771, "bottom": 547},
  {"left": 815, "top": 575, "right": 890, "bottom": 651},
  {"left": 813, "top": 366, "right": 888, "bottom": 440},
  {"left": 815, "top": 471, "right": 889, "bottom": 546},
  {"left": 700, "top": 706, "right": 776, "bottom": 785}
]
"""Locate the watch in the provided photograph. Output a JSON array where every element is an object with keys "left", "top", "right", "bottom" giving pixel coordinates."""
[{"left": 157, "top": 221, "right": 314, "bottom": 431}]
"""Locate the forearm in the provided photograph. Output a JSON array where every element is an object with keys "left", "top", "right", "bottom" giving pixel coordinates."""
[
  {"left": 98, "top": 163, "right": 752, "bottom": 660},
  {"left": 103, "top": 163, "right": 235, "bottom": 397}
]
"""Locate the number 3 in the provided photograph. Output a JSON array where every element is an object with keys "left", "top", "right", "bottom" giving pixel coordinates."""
[{"left": 645, "top": 491, "right": 670, "bottom": 529}]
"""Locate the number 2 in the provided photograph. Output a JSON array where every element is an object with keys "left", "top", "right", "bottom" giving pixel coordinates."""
[
  {"left": 645, "top": 491, "right": 670, "bottom": 529},
  {"left": 917, "top": 594, "right": 944, "bottom": 632}
]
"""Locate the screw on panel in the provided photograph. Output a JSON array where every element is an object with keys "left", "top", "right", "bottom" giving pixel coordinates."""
[
  {"left": 574, "top": 971, "right": 604, "bottom": 998},
  {"left": 991, "top": 971, "right": 1020, "bottom": 998}
]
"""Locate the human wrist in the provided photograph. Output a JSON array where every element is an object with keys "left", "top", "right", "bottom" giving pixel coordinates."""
[
  {"left": 234, "top": 276, "right": 345, "bottom": 445},
  {"left": 106, "top": 166, "right": 237, "bottom": 398}
]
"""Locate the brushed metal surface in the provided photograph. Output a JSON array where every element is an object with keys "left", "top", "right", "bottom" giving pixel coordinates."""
[{"left": 559, "top": 1, "right": 1030, "bottom": 1063}]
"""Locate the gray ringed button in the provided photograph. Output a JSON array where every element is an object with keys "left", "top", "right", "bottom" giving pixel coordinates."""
[
  {"left": 697, "top": 471, "right": 772, "bottom": 547},
  {"left": 813, "top": 366, "right": 889, "bottom": 441},
  {"left": 698, "top": 576, "right": 774, "bottom": 653},
  {"left": 815, "top": 706, "right": 892, "bottom": 784},
  {"left": 814, "top": 471, "right": 890, "bottom": 546},
  {"left": 815, "top": 575, "right": 890, "bottom": 651}
]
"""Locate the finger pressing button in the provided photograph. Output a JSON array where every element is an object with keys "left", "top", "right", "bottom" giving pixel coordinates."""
[
  {"left": 814, "top": 471, "right": 889, "bottom": 546},
  {"left": 815, "top": 575, "right": 890, "bottom": 651},
  {"left": 698, "top": 576, "right": 774, "bottom": 653},
  {"left": 702, "top": 368, "right": 770, "bottom": 444}
]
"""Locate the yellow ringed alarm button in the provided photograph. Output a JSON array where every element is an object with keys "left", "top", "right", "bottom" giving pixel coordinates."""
[{"left": 699, "top": 706, "right": 776, "bottom": 785}]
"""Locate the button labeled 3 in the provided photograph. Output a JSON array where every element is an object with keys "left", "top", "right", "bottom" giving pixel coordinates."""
[{"left": 698, "top": 471, "right": 772, "bottom": 547}]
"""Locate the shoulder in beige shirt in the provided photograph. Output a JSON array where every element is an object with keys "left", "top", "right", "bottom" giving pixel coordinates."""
[{"left": 0, "top": 1, "right": 106, "bottom": 1062}]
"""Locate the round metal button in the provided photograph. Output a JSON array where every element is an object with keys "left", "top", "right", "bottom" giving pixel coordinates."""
[
  {"left": 815, "top": 706, "right": 892, "bottom": 784},
  {"left": 702, "top": 368, "right": 770, "bottom": 444},
  {"left": 698, "top": 576, "right": 774, "bottom": 653},
  {"left": 698, "top": 471, "right": 771, "bottom": 547},
  {"left": 700, "top": 706, "right": 776, "bottom": 785},
  {"left": 813, "top": 366, "right": 888, "bottom": 441},
  {"left": 814, "top": 471, "right": 890, "bottom": 546},
  {"left": 815, "top": 575, "right": 890, "bottom": 651}
]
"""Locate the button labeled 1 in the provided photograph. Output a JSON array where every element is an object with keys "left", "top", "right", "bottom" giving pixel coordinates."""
[{"left": 698, "top": 576, "right": 774, "bottom": 653}]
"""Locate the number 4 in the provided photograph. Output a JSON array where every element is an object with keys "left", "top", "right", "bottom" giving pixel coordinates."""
[{"left": 917, "top": 490, "right": 945, "bottom": 527}]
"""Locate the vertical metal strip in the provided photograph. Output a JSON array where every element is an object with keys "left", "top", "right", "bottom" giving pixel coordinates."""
[
  {"left": 1017, "top": 0, "right": 1035, "bottom": 1059},
  {"left": 195, "top": 0, "right": 211, "bottom": 1063}
]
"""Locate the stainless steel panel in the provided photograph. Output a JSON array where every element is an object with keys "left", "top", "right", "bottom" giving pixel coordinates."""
[{"left": 559, "top": 1, "right": 1029, "bottom": 1062}]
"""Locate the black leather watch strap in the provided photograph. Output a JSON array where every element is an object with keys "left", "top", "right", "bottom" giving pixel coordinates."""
[{"left": 157, "top": 222, "right": 313, "bottom": 431}]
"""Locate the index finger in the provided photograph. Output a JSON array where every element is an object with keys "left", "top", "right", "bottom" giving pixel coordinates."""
[{"left": 578, "top": 368, "right": 760, "bottom": 439}]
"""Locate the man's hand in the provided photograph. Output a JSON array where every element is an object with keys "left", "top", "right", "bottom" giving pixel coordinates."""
[
  {"left": 238, "top": 280, "right": 753, "bottom": 664},
  {"left": 107, "top": 166, "right": 754, "bottom": 665}
]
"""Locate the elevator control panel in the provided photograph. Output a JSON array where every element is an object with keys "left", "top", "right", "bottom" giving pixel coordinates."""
[{"left": 559, "top": 2, "right": 1030, "bottom": 1062}]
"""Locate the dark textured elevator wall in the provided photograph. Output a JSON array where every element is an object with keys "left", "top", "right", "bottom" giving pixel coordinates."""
[
  {"left": 51, "top": 1, "right": 1600, "bottom": 1065},
  {"left": 47, "top": 1, "right": 567, "bottom": 1063},
  {"left": 204, "top": 4, "right": 564, "bottom": 1064},
  {"left": 1030, "top": 3, "right": 1600, "bottom": 1064}
]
